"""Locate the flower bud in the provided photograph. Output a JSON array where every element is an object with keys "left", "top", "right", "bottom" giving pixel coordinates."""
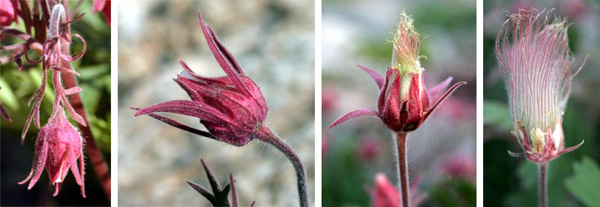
[{"left": 0, "top": 0, "right": 16, "bottom": 26}]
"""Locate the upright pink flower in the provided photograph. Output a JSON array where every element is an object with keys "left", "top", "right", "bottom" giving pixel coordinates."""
[
  {"left": 496, "top": 9, "right": 583, "bottom": 164},
  {"left": 19, "top": 108, "right": 86, "bottom": 197},
  {"left": 134, "top": 13, "right": 268, "bottom": 146},
  {"left": 328, "top": 13, "right": 465, "bottom": 133}
]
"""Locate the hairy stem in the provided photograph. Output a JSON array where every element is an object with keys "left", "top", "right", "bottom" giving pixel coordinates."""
[
  {"left": 258, "top": 127, "right": 308, "bottom": 207},
  {"left": 396, "top": 132, "right": 410, "bottom": 207},
  {"left": 58, "top": 2, "right": 111, "bottom": 201},
  {"left": 539, "top": 163, "right": 547, "bottom": 207}
]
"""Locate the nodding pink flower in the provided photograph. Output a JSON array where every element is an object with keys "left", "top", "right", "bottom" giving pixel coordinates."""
[
  {"left": 496, "top": 9, "right": 584, "bottom": 164},
  {"left": 19, "top": 107, "right": 86, "bottom": 198},
  {"left": 328, "top": 13, "right": 465, "bottom": 133},
  {"left": 93, "top": 0, "right": 111, "bottom": 26},
  {"left": 370, "top": 173, "right": 426, "bottom": 207},
  {"left": 0, "top": 0, "right": 16, "bottom": 26},
  {"left": 134, "top": 13, "right": 268, "bottom": 146}
]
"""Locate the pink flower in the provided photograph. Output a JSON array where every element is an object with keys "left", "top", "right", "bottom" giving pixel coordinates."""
[
  {"left": 496, "top": 9, "right": 583, "bottom": 164},
  {"left": 329, "top": 13, "right": 465, "bottom": 133},
  {"left": 93, "top": 0, "right": 111, "bottom": 26},
  {"left": 0, "top": 0, "right": 16, "bottom": 26},
  {"left": 134, "top": 13, "right": 268, "bottom": 146},
  {"left": 19, "top": 108, "right": 86, "bottom": 197}
]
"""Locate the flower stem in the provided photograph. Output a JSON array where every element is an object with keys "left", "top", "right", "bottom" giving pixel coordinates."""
[
  {"left": 258, "top": 127, "right": 308, "bottom": 207},
  {"left": 58, "top": 2, "right": 111, "bottom": 201},
  {"left": 539, "top": 163, "right": 547, "bottom": 207},
  {"left": 396, "top": 132, "right": 410, "bottom": 207}
]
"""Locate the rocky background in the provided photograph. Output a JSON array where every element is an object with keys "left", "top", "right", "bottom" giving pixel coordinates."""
[{"left": 118, "top": 0, "right": 315, "bottom": 206}]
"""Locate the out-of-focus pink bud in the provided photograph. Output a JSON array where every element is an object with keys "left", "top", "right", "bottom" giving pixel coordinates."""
[
  {"left": 0, "top": 0, "right": 16, "bottom": 26},
  {"left": 370, "top": 173, "right": 427, "bottom": 207},
  {"left": 371, "top": 173, "right": 401, "bottom": 207},
  {"left": 19, "top": 108, "right": 86, "bottom": 197},
  {"left": 358, "top": 136, "right": 380, "bottom": 161},
  {"left": 93, "top": 0, "right": 111, "bottom": 26},
  {"left": 322, "top": 86, "right": 338, "bottom": 113},
  {"left": 442, "top": 152, "right": 476, "bottom": 181}
]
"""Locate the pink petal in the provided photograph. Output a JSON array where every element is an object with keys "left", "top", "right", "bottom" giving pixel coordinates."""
[
  {"left": 197, "top": 13, "right": 249, "bottom": 95},
  {"left": 131, "top": 107, "right": 215, "bottom": 139},
  {"left": 328, "top": 108, "right": 379, "bottom": 129},
  {"left": 135, "top": 100, "right": 228, "bottom": 124}
]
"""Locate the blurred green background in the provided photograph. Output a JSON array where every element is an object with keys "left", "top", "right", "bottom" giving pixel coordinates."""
[
  {"left": 484, "top": 0, "right": 600, "bottom": 207},
  {"left": 323, "top": 0, "right": 476, "bottom": 206},
  {"left": 117, "top": 0, "right": 314, "bottom": 206},
  {"left": 0, "top": 1, "right": 111, "bottom": 206}
]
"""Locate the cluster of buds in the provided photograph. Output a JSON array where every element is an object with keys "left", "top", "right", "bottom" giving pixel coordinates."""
[
  {"left": 496, "top": 9, "right": 584, "bottom": 164},
  {"left": 329, "top": 12, "right": 465, "bottom": 133}
]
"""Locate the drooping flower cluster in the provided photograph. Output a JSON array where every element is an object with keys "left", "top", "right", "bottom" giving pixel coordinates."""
[
  {"left": 495, "top": 9, "right": 583, "bottom": 163},
  {"left": 135, "top": 13, "right": 269, "bottom": 146},
  {"left": 1, "top": 1, "right": 90, "bottom": 197},
  {"left": 328, "top": 13, "right": 465, "bottom": 133}
]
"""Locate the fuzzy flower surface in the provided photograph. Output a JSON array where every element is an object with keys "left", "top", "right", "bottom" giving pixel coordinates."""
[
  {"left": 134, "top": 13, "right": 268, "bottom": 146},
  {"left": 329, "top": 12, "right": 465, "bottom": 132},
  {"left": 496, "top": 9, "right": 583, "bottom": 163},
  {"left": 19, "top": 108, "right": 86, "bottom": 197}
]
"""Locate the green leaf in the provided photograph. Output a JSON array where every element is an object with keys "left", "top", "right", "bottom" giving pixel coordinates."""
[
  {"left": 565, "top": 157, "right": 600, "bottom": 207},
  {"left": 483, "top": 100, "right": 512, "bottom": 130}
]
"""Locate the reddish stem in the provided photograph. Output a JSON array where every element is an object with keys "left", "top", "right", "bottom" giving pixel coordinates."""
[
  {"left": 396, "top": 132, "right": 410, "bottom": 207},
  {"left": 539, "top": 163, "right": 547, "bottom": 207},
  {"left": 58, "top": 2, "right": 111, "bottom": 200},
  {"left": 257, "top": 127, "right": 308, "bottom": 207}
]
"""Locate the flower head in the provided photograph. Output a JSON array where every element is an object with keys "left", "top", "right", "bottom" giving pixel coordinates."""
[
  {"left": 134, "top": 13, "right": 268, "bottom": 146},
  {"left": 496, "top": 9, "right": 584, "bottom": 163},
  {"left": 19, "top": 108, "right": 86, "bottom": 197},
  {"left": 328, "top": 13, "right": 465, "bottom": 132}
]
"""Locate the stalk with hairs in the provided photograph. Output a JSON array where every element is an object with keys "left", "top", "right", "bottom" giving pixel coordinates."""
[
  {"left": 134, "top": 13, "right": 309, "bottom": 207},
  {"left": 328, "top": 12, "right": 465, "bottom": 206},
  {"left": 1, "top": 0, "right": 111, "bottom": 200},
  {"left": 495, "top": 9, "right": 584, "bottom": 207}
]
